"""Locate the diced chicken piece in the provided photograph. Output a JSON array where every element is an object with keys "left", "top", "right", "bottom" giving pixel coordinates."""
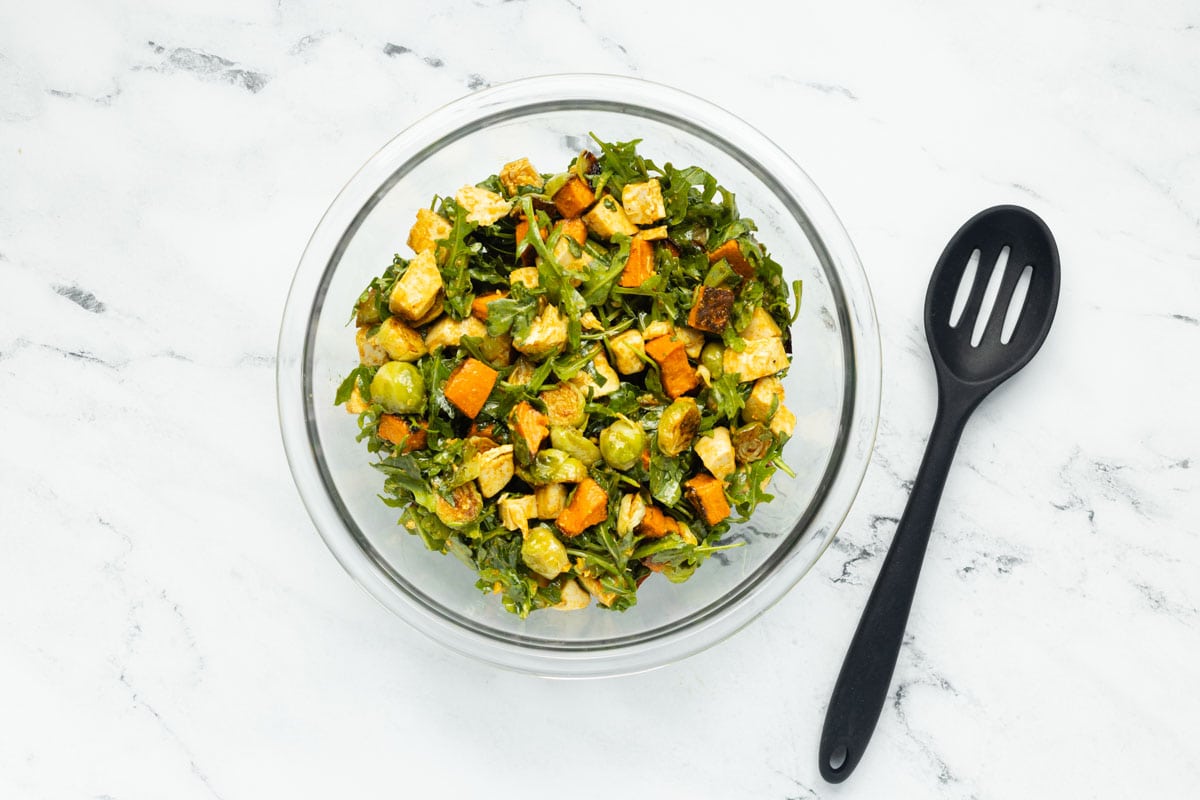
[
  {"left": 455, "top": 185, "right": 512, "bottom": 226},
  {"left": 769, "top": 404, "right": 797, "bottom": 438},
  {"left": 694, "top": 427, "right": 736, "bottom": 480},
  {"left": 722, "top": 337, "right": 788, "bottom": 383},
  {"left": 609, "top": 329, "right": 646, "bottom": 375},
  {"left": 577, "top": 574, "right": 616, "bottom": 607},
  {"left": 389, "top": 249, "right": 444, "bottom": 322},
  {"left": 551, "top": 578, "right": 591, "bottom": 611},
  {"left": 424, "top": 315, "right": 488, "bottom": 351},
  {"left": 642, "top": 319, "right": 673, "bottom": 340},
  {"left": 514, "top": 304, "right": 568, "bottom": 360},
  {"left": 407, "top": 208, "right": 453, "bottom": 256},
  {"left": 345, "top": 385, "right": 368, "bottom": 415},
  {"left": 499, "top": 157, "right": 543, "bottom": 195},
  {"left": 535, "top": 483, "right": 568, "bottom": 519},
  {"left": 476, "top": 445, "right": 515, "bottom": 498},
  {"left": 634, "top": 225, "right": 669, "bottom": 241},
  {"left": 553, "top": 232, "right": 593, "bottom": 271},
  {"left": 412, "top": 295, "right": 445, "bottom": 328},
  {"left": 621, "top": 178, "right": 666, "bottom": 225},
  {"left": 356, "top": 326, "right": 388, "bottom": 366},
  {"left": 569, "top": 349, "right": 620, "bottom": 398},
  {"left": 374, "top": 317, "right": 428, "bottom": 362},
  {"left": 740, "top": 306, "right": 783, "bottom": 340},
  {"left": 509, "top": 266, "right": 540, "bottom": 289},
  {"left": 743, "top": 376, "right": 785, "bottom": 423},
  {"left": 674, "top": 326, "right": 705, "bottom": 359},
  {"left": 580, "top": 310, "right": 603, "bottom": 331},
  {"left": 583, "top": 195, "right": 638, "bottom": 239},
  {"left": 499, "top": 494, "right": 539, "bottom": 533}
]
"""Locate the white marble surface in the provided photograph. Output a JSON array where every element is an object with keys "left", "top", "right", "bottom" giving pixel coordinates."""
[{"left": 2, "top": 1, "right": 1198, "bottom": 797}]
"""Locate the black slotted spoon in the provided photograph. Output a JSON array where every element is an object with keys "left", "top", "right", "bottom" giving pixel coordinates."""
[{"left": 818, "top": 205, "right": 1060, "bottom": 783}]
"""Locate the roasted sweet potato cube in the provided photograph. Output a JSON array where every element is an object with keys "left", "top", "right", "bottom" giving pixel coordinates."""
[
  {"left": 555, "top": 217, "right": 588, "bottom": 246},
  {"left": 684, "top": 474, "right": 732, "bottom": 525},
  {"left": 471, "top": 291, "right": 507, "bottom": 321},
  {"left": 708, "top": 239, "right": 755, "bottom": 282},
  {"left": 687, "top": 285, "right": 734, "bottom": 333},
  {"left": 644, "top": 335, "right": 699, "bottom": 398},
  {"left": 556, "top": 478, "right": 609, "bottom": 537},
  {"left": 636, "top": 505, "right": 679, "bottom": 539},
  {"left": 510, "top": 401, "right": 550, "bottom": 460},
  {"left": 552, "top": 176, "right": 596, "bottom": 218},
  {"left": 619, "top": 237, "right": 655, "bottom": 288},
  {"left": 377, "top": 415, "right": 427, "bottom": 452},
  {"left": 443, "top": 357, "right": 498, "bottom": 419},
  {"left": 514, "top": 218, "right": 548, "bottom": 265}
]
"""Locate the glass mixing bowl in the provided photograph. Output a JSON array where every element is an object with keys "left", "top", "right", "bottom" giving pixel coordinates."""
[{"left": 277, "top": 75, "right": 880, "bottom": 678}]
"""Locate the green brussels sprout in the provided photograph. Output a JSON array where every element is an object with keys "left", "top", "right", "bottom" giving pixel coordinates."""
[
  {"left": 599, "top": 418, "right": 646, "bottom": 471},
  {"left": 530, "top": 448, "right": 587, "bottom": 485},
  {"left": 434, "top": 483, "right": 482, "bottom": 529},
  {"left": 540, "top": 383, "right": 587, "bottom": 428},
  {"left": 700, "top": 342, "right": 725, "bottom": 379},
  {"left": 732, "top": 423, "right": 774, "bottom": 464},
  {"left": 521, "top": 525, "right": 571, "bottom": 579},
  {"left": 549, "top": 426, "right": 601, "bottom": 467},
  {"left": 657, "top": 398, "right": 701, "bottom": 456},
  {"left": 355, "top": 288, "right": 382, "bottom": 326},
  {"left": 370, "top": 361, "right": 425, "bottom": 414}
]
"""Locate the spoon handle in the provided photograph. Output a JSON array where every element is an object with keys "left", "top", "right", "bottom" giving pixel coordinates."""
[{"left": 818, "top": 398, "right": 971, "bottom": 782}]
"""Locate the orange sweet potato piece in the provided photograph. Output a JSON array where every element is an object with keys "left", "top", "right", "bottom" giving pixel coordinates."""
[
  {"left": 708, "top": 239, "right": 755, "bottom": 282},
  {"left": 443, "top": 357, "right": 498, "bottom": 419},
  {"left": 514, "top": 218, "right": 548, "bottom": 265},
  {"left": 471, "top": 291, "right": 507, "bottom": 321},
  {"left": 619, "top": 237, "right": 655, "bottom": 288},
  {"left": 637, "top": 505, "right": 679, "bottom": 539},
  {"left": 555, "top": 217, "right": 588, "bottom": 246},
  {"left": 552, "top": 176, "right": 596, "bottom": 218},
  {"left": 510, "top": 401, "right": 550, "bottom": 458},
  {"left": 687, "top": 285, "right": 734, "bottom": 334},
  {"left": 644, "top": 335, "right": 699, "bottom": 398},
  {"left": 377, "top": 415, "right": 427, "bottom": 452},
  {"left": 684, "top": 474, "right": 731, "bottom": 525},
  {"left": 556, "top": 477, "right": 609, "bottom": 537}
]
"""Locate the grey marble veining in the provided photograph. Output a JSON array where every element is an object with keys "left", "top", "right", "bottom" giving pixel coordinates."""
[{"left": 2, "top": 1, "right": 1199, "bottom": 798}]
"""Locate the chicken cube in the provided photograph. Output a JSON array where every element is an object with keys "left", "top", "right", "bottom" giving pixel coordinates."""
[
  {"left": 694, "top": 427, "right": 736, "bottom": 481},
  {"left": 570, "top": 349, "right": 621, "bottom": 398},
  {"left": 476, "top": 445, "right": 515, "bottom": 498},
  {"left": 583, "top": 195, "right": 638, "bottom": 239},
  {"left": 374, "top": 317, "right": 428, "bottom": 362},
  {"left": 634, "top": 225, "right": 669, "bottom": 241},
  {"left": 723, "top": 337, "right": 788, "bottom": 383},
  {"left": 551, "top": 578, "right": 591, "bottom": 611},
  {"left": 674, "top": 326, "right": 706, "bottom": 359},
  {"left": 356, "top": 326, "right": 388, "bottom": 366},
  {"left": 535, "top": 483, "right": 568, "bottom": 520},
  {"left": 407, "top": 208, "right": 453, "bottom": 256},
  {"left": 499, "top": 494, "right": 539, "bottom": 533},
  {"left": 769, "top": 404, "right": 797, "bottom": 438},
  {"left": 499, "top": 157, "right": 543, "bottom": 195},
  {"left": 424, "top": 315, "right": 488, "bottom": 351},
  {"left": 740, "top": 306, "right": 783, "bottom": 340},
  {"left": 514, "top": 304, "right": 568, "bottom": 360},
  {"left": 509, "top": 266, "right": 540, "bottom": 289},
  {"left": 455, "top": 185, "right": 512, "bottom": 226},
  {"left": 743, "top": 377, "right": 785, "bottom": 423},
  {"left": 609, "top": 329, "right": 646, "bottom": 375},
  {"left": 389, "top": 249, "right": 443, "bottom": 322},
  {"left": 621, "top": 178, "right": 666, "bottom": 225}
]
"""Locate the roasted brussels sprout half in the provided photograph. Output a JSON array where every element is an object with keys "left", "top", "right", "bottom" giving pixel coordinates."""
[
  {"left": 370, "top": 361, "right": 426, "bottom": 414},
  {"left": 599, "top": 418, "right": 646, "bottom": 471},
  {"left": 657, "top": 398, "right": 701, "bottom": 457}
]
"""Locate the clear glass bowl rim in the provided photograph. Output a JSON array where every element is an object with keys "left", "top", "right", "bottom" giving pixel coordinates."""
[{"left": 276, "top": 74, "right": 881, "bottom": 678}]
